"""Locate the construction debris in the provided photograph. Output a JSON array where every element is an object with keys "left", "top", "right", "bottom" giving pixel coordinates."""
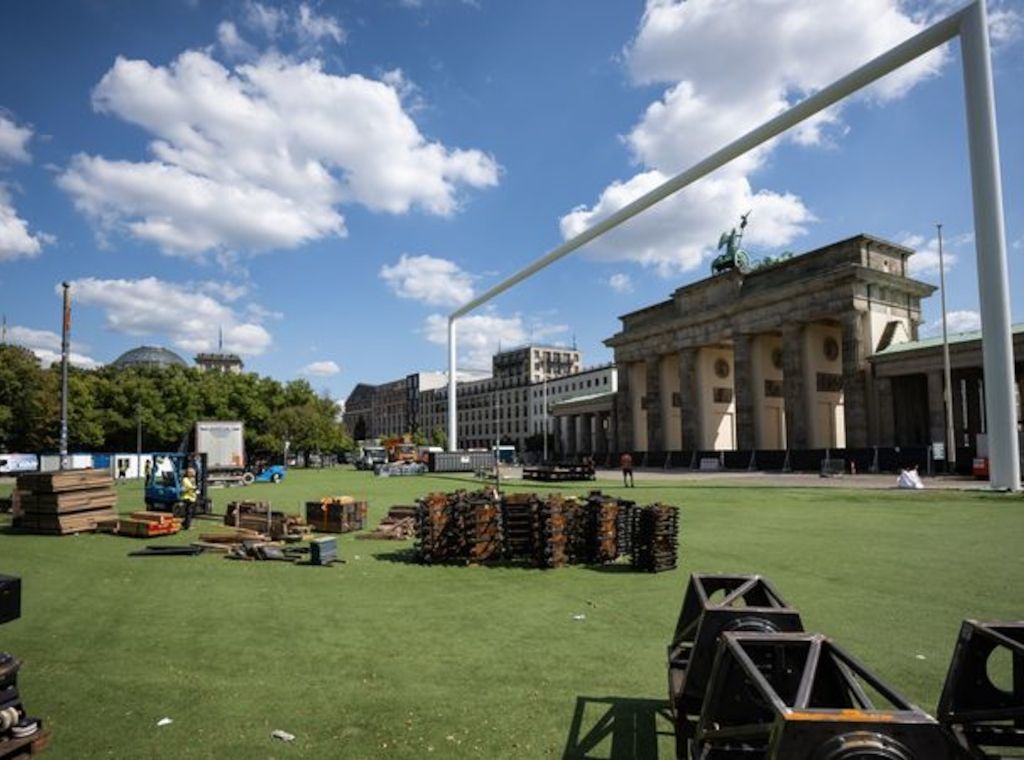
[
  {"left": 12, "top": 469, "right": 118, "bottom": 535},
  {"left": 305, "top": 497, "right": 367, "bottom": 534},
  {"left": 128, "top": 545, "right": 205, "bottom": 558},
  {"left": 357, "top": 506, "right": 417, "bottom": 540},
  {"left": 522, "top": 463, "right": 596, "bottom": 482},
  {"left": 97, "top": 511, "right": 182, "bottom": 538},
  {"left": 413, "top": 489, "right": 679, "bottom": 572}
]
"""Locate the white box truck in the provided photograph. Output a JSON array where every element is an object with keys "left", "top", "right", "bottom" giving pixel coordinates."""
[{"left": 195, "top": 420, "right": 248, "bottom": 485}]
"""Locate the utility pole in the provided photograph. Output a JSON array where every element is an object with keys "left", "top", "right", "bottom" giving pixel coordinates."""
[{"left": 59, "top": 282, "right": 71, "bottom": 471}]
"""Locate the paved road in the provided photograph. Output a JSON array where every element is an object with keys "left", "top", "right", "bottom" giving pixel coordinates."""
[{"left": 509, "top": 466, "right": 989, "bottom": 491}]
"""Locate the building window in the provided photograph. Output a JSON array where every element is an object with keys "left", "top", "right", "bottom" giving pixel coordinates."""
[
  {"left": 713, "top": 387, "right": 733, "bottom": 404},
  {"left": 816, "top": 373, "right": 843, "bottom": 393}
]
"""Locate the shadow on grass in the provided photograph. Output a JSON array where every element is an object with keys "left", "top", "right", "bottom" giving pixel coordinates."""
[{"left": 562, "top": 695, "right": 674, "bottom": 759}]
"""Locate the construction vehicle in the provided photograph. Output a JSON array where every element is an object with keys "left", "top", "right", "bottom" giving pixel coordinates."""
[
  {"left": 144, "top": 452, "right": 213, "bottom": 516},
  {"left": 382, "top": 435, "right": 418, "bottom": 464},
  {"left": 355, "top": 446, "right": 387, "bottom": 471}
]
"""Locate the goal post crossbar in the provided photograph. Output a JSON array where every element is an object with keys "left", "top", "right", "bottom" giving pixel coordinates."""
[{"left": 445, "top": 1, "right": 1019, "bottom": 491}]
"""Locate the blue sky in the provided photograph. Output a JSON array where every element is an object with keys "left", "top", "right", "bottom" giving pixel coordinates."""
[{"left": 0, "top": 0, "right": 1021, "bottom": 400}]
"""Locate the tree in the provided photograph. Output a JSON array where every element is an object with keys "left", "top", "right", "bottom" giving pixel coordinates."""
[
  {"left": 0, "top": 345, "right": 44, "bottom": 450},
  {"left": 430, "top": 426, "right": 447, "bottom": 449}
]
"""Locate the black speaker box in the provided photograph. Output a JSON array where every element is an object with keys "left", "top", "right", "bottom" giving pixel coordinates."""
[{"left": 0, "top": 575, "right": 20, "bottom": 625}]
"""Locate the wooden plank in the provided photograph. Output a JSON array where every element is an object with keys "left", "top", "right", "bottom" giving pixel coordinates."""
[
  {"left": 16, "top": 468, "right": 112, "bottom": 493},
  {"left": 17, "top": 507, "right": 119, "bottom": 535},
  {"left": 0, "top": 729, "right": 50, "bottom": 760},
  {"left": 19, "top": 488, "right": 117, "bottom": 514}
]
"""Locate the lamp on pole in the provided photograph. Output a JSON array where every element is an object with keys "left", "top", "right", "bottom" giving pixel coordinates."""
[
  {"left": 937, "top": 224, "right": 956, "bottom": 473},
  {"left": 136, "top": 400, "right": 143, "bottom": 477}
]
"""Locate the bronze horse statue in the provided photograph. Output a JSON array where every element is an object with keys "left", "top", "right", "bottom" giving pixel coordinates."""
[{"left": 711, "top": 212, "right": 751, "bottom": 275}]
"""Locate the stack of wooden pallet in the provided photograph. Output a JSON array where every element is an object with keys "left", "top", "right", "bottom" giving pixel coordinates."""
[
  {"left": 225, "top": 501, "right": 310, "bottom": 540},
  {"left": 13, "top": 469, "right": 117, "bottom": 535},
  {"left": 357, "top": 506, "right": 417, "bottom": 540},
  {"left": 97, "top": 511, "right": 181, "bottom": 538}
]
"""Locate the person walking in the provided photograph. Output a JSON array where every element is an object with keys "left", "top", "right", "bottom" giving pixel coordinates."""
[
  {"left": 181, "top": 467, "right": 198, "bottom": 530},
  {"left": 620, "top": 452, "right": 634, "bottom": 488}
]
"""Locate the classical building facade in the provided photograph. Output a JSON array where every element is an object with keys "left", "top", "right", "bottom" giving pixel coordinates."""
[
  {"left": 530, "top": 363, "right": 617, "bottom": 455},
  {"left": 194, "top": 352, "right": 244, "bottom": 373},
  {"left": 870, "top": 324, "right": 1024, "bottom": 451},
  {"left": 419, "top": 345, "right": 582, "bottom": 450},
  {"left": 604, "top": 234, "right": 935, "bottom": 454}
]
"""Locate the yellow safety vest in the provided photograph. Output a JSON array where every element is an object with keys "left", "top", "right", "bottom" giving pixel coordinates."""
[{"left": 181, "top": 476, "right": 197, "bottom": 503}]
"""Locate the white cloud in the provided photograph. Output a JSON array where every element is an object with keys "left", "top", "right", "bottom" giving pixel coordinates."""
[
  {"left": 67, "top": 276, "right": 273, "bottom": 355},
  {"left": 301, "top": 360, "right": 340, "bottom": 377},
  {"left": 921, "top": 309, "right": 981, "bottom": 338},
  {"left": 562, "top": 0, "right": 946, "bottom": 277},
  {"left": 0, "top": 115, "right": 32, "bottom": 163},
  {"left": 0, "top": 115, "right": 51, "bottom": 261},
  {"left": 608, "top": 273, "right": 633, "bottom": 293},
  {"left": 424, "top": 311, "right": 568, "bottom": 371},
  {"left": 58, "top": 50, "right": 499, "bottom": 258},
  {"left": 902, "top": 231, "right": 972, "bottom": 278},
  {"left": 380, "top": 254, "right": 475, "bottom": 307},
  {"left": 6, "top": 325, "right": 98, "bottom": 368},
  {"left": 244, "top": 2, "right": 285, "bottom": 37},
  {"left": 562, "top": 171, "right": 812, "bottom": 277},
  {"left": 0, "top": 187, "right": 50, "bottom": 261},
  {"left": 296, "top": 4, "right": 345, "bottom": 45},
  {"left": 217, "top": 21, "right": 257, "bottom": 60}
]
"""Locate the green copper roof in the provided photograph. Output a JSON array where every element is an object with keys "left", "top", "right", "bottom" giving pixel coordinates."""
[{"left": 874, "top": 322, "right": 1024, "bottom": 355}]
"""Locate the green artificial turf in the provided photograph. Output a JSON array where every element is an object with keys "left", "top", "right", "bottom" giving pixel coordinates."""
[{"left": 0, "top": 471, "right": 1020, "bottom": 758}]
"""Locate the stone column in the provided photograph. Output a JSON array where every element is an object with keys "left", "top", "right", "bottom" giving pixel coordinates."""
[
  {"left": 927, "top": 370, "right": 947, "bottom": 446},
  {"left": 782, "top": 323, "right": 809, "bottom": 450},
  {"left": 678, "top": 348, "right": 700, "bottom": 450},
  {"left": 965, "top": 371, "right": 983, "bottom": 441},
  {"left": 733, "top": 334, "right": 756, "bottom": 450},
  {"left": 587, "top": 414, "right": 598, "bottom": 455},
  {"left": 950, "top": 371, "right": 965, "bottom": 449},
  {"left": 875, "top": 376, "right": 895, "bottom": 446},
  {"left": 575, "top": 415, "right": 586, "bottom": 456},
  {"left": 615, "top": 361, "right": 633, "bottom": 453},
  {"left": 841, "top": 311, "right": 870, "bottom": 448},
  {"left": 608, "top": 402, "right": 619, "bottom": 455},
  {"left": 646, "top": 357, "right": 663, "bottom": 453},
  {"left": 564, "top": 415, "right": 576, "bottom": 456}
]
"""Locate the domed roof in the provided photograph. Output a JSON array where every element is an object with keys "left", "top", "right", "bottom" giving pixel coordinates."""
[{"left": 111, "top": 345, "right": 189, "bottom": 370}]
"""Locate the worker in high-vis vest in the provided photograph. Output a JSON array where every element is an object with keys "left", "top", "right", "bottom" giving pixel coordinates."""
[{"left": 181, "top": 467, "right": 197, "bottom": 530}]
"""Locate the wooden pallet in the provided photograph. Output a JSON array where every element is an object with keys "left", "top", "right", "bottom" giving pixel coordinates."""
[{"left": 0, "top": 729, "right": 50, "bottom": 760}]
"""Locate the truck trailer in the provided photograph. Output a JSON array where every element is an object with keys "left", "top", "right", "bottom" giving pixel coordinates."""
[{"left": 194, "top": 420, "right": 248, "bottom": 485}]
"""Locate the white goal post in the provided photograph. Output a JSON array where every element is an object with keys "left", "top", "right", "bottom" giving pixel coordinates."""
[{"left": 446, "top": 0, "right": 1020, "bottom": 491}]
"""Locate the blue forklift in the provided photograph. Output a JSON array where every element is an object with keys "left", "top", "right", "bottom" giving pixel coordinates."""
[{"left": 144, "top": 452, "right": 213, "bottom": 516}]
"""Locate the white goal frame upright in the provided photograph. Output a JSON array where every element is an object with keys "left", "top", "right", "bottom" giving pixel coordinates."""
[{"left": 445, "top": 0, "right": 1020, "bottom": 491}]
